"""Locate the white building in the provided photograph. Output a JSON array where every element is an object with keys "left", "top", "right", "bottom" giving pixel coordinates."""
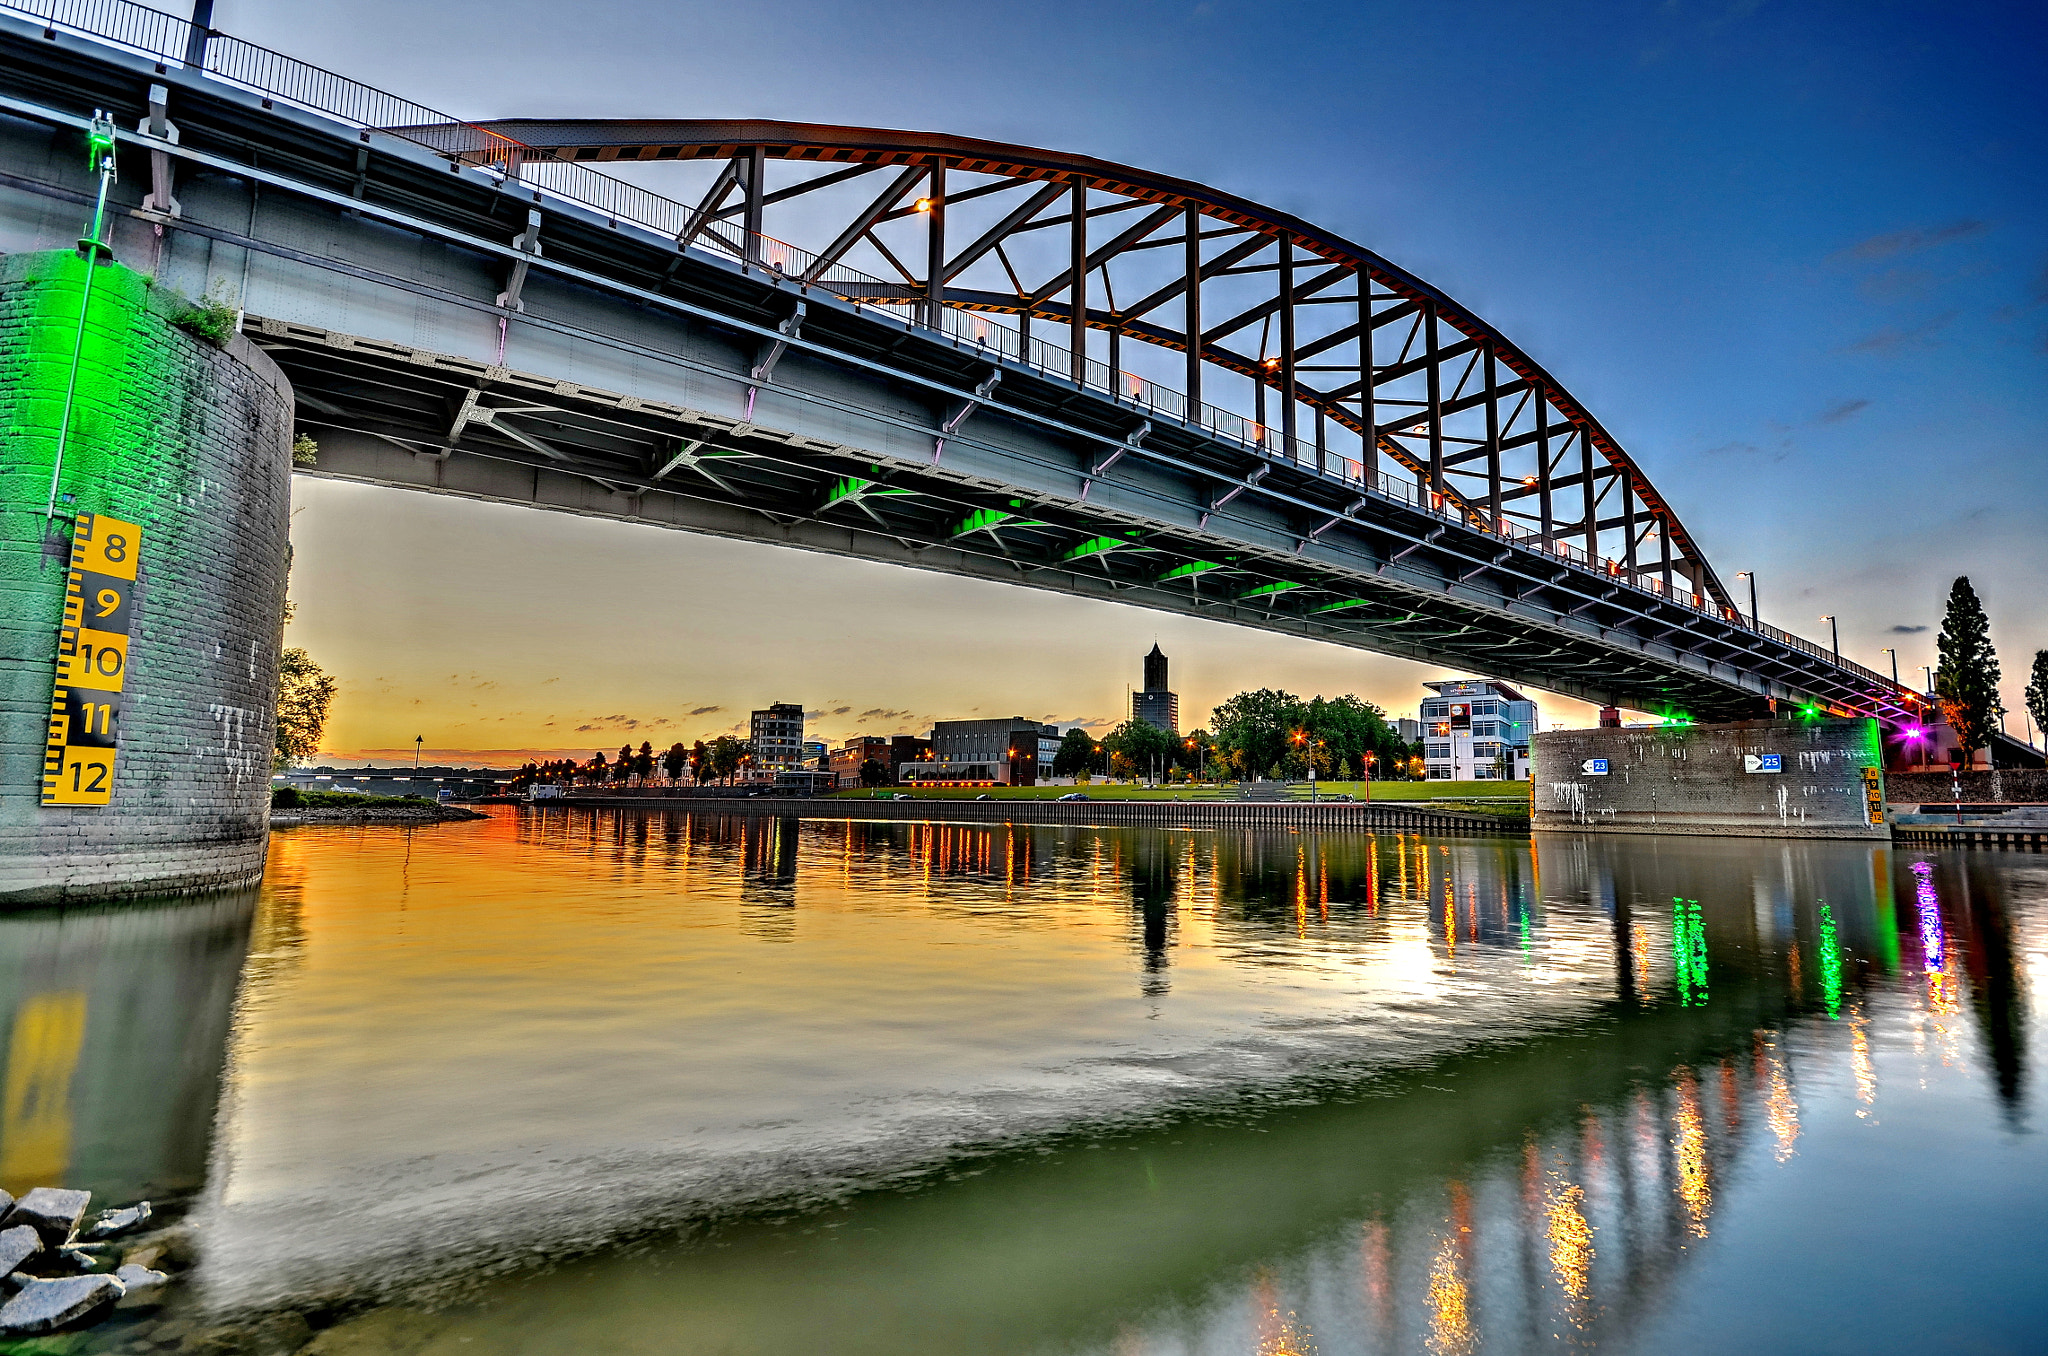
[{"left": 1419, "top": 679, "right": 1538, "bottom": 780}]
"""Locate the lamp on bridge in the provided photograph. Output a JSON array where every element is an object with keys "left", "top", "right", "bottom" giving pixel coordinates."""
[
  {"left": 1881, "top": 648, "right": 1900, "bottom": 685},
  {"left": 1734, "top": 571, "right": 1759, "bottom": 627},
  {"left": 1820, "top": 615, "right": 1840, "bottom": 659}
]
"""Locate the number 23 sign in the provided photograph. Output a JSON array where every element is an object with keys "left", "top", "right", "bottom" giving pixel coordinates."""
[{"left": 42, "top": 512, "right": 142, "bottom": 806}]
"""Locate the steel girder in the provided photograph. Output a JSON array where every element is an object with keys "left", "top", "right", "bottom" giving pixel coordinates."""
[
  {"left": 0, "top": 12, "right": 1923, "bottom": 726},
  {"left": 392, "top": 118, "right": 1734, "bottom": 615}
]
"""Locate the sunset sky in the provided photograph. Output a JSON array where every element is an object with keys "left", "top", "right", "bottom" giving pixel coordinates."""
[{"left": 222, "top": 0, "right": 2047, "bottom": 766}]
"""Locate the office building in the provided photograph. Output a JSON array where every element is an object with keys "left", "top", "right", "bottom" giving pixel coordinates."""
[
  {"left": 749, "top": 703, "right": 806, "bottom": 771},
  {"left": 902, "top": 717, "right": 1056, "bottom": 785},
  {"left": 1418, "top": 680, "right": 1538, "bottom": 780},
  {"left": 1132, "top": 643, "right": 1179, "bottom": 735}
]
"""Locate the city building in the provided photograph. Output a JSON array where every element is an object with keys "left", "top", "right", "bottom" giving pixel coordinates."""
[
  {"left": 1418, "top": 680, "right": 1538, "bottom": 780},
  {"left": 829, "top": 736, "right": 894, "bottom": 788},
  {"left": 1394, "top": 717, "right": 1423, "bottom": 744},
  {"left": 803, "top": 740, "right": 828, "bottom": 768},
  {"left": 902, "top": 717, "right": 1056, "bottom": 785},
  {"left": 1132, "top": 643, "right": 1179, "bottom": 735},
  {"left": 749, "top": 703, "right": 806, "bottom": 771}
]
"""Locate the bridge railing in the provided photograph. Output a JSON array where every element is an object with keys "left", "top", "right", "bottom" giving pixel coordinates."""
[{"left": 7, "top": 0, "right": 1907, "bottom": 696}]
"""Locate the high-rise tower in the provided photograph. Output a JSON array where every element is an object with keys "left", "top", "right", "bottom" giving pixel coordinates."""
[{"left": 1133, "top": 643, "right": 1179, "bottom": 735}]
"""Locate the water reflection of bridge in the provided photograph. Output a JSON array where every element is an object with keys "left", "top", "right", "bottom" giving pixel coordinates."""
[
  {"left": 498, "top": 809, "right": 2033, "bottom": 1350},
  {"left": 7, "top": 813, "right": 2028, "bottom": 1351}
]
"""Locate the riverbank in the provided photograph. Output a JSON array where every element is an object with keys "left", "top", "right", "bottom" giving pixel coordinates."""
[
  {"left": 270, "top": 791, "right": 485, "bottom": 827},
  {"left": 533, "top": 795, "right": 1523, "bottom": 835}
]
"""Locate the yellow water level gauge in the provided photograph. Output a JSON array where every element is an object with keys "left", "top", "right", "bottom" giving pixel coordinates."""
[{"left": 42, "top": 512, "right": 142, "bottom": 807}]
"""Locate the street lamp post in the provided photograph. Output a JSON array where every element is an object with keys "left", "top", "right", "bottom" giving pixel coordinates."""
[
  {"left": 1735, "top": 571, "right": 1759, "bottom": 627},
  {"left": 1882, "top": 648, "right": 1899, "bottom": 686},
  {"left": 414, "top": 735, "right": 423, "bottom": 771},
  {"left": 1820, "top": 615, "right": 1839, "bottom": 659}
]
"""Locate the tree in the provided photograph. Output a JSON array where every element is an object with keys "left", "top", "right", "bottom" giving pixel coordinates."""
[
  {"left": 2028, "top": 651, "right": 2048, "bottom": 751},
  {"left": 1103, "top": 719, "right": 1174, "bottom": 783},
  {"left": 663, "top": 742, "right": 689, "bottom": 783},
  {"left": 1052, "top": 726, "right": 1098, "bottom": 777},
  {"left": 273, "top": 647, "right": 337, "bottom": 770},
  {"left": 709, "top": 734, "right": 748, "bottom": 784},
  {"left": 689, "top": 740, "right": 709, "bottom": 784},
  {"left": 858, "top": 758, "right": 891, "bottom": 791},
  {"left": 1174, "top": 728, "right": 1215, "bottom": 778},
  {"left": 634, "top": 741, "right": 656, "bottom": 782},
  {"left": 1934, "top": 576, "right": 2002, "bottom": 766},
  {"left": 1210, "top": 688, "right": 1307, "bottom": 780}
]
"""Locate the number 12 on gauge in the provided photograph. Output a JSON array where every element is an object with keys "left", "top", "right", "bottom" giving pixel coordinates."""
[{"left": 42, "top": 512, "right": 142, "bottom": 807}]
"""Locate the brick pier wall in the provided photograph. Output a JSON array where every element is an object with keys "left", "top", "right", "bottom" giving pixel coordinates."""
[
  {"left": 0, "top": 252, "right": 293, "bottom": 902},
  {"left": 1530, "top": 718, "right": 1886, "bottom": 839}
]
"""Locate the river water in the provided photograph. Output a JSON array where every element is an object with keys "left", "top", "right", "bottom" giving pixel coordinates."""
[{"left": 3, "top": 808, "right": 2043, "bottom": 1354}]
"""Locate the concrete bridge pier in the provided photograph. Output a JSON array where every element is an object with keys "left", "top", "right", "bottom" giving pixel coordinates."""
[
  {"left": 0, "top": 250, "right": 293, "bottom": 903},
  {"left": 1531, "top": 716, "right": 1887, "bottom": 839}
]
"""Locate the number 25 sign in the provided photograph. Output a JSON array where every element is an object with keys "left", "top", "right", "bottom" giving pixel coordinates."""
[{"left": 42, "top": 512, "right": 142, "bottom": 806}]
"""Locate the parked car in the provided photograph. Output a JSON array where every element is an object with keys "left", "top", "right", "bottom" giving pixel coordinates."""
[
  {"left": 892, "top": 793, "right": 913, "bottom": 801},
  {"left": 974, "top": 793, "right": 992, "bottom": 800},
  {"left": 1056, "top": 792, "right": 1090, "bottom": 802}
]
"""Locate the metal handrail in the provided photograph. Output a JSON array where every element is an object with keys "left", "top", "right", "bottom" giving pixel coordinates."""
[{"left": 6, "top": 0, "right": 1905, "bottom": 701}]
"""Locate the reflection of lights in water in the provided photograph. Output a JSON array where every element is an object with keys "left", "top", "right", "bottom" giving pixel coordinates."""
[
  {"left": 1789, "top": 942, "right": 1802, "bottom": 1000},
  {"left": 1818, "top": 902, "right": 1844, "bottom": 1019},
  {"left": 1253, "top": 1272, "right": 1317, "bottom": 1356},
  {"left": 1761, "top": 1034, "right": 1800, "bottom": 1161},
  {"left": 1547, "top": 1175, "right": 1596, "bottom": 1304},
  {"left": 1911, "top": 862, "right": 1962, "bottom": 1022},
  {"left": 1632, "top": 924, "right": 1653, "bottom": 995},
  {"left": 1673, "top": 1066, "right": 1712, "bottom": 1235},
  {"left": 1359, "top": 1218, "right": 1391, "bottom": 1333},
  {"left": 1426, "top": 1237, "right": 1475, "bottom": 1356},
  {"left": 1672, "top": 898, "right": 1708, "bottom": 1006},
  {"left": 1851, "top": 1007, "right": 1876, "bottom": 1117}
]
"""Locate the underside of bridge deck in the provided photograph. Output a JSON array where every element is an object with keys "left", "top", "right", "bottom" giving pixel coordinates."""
[{"left": 0, "top": 9, "right": 1926, "bottom": 729}]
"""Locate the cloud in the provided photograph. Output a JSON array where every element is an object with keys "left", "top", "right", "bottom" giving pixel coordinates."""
[
  {"left": 1818, "top": 399, "right": 1869, "bottom": 424},
  {"left": 1845, "top": 311, "right": 1956, "bottom": 354},
  {"left": 687, "top": 705, "right": 722, "bottom": 716},
  {"left": 854, "top": 707, "right": 920, "bottom": 725},
  {"left": 1888, "top": 624, "right": 1929, "bottom": 634},
  {"left": 573, "top": 713, "right": 645, "bottom": 732},
  {"left": 1835, "top": 220, "right": 1987, "bottom": 262}
]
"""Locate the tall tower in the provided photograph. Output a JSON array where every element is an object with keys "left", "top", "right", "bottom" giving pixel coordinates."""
[{"left": 1132, "top": 644, "right": 1179, "bottom": 735}]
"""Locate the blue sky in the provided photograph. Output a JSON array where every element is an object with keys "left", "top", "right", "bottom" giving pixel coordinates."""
[{"left": 218, "top": 0, "right": 2048, "bottom": 757}]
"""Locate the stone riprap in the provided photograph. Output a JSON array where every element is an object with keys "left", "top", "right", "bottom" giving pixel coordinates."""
[
  {"left": 1531, "top": 717, "right": 1886, "bottom": 839},
  {"left": 0, "top": 1227, "right": 39, "bottom": 1276},
  {"left": 84, "top": 1202, "right": 152, "bottom": 1239},
  {"left": 0, "top": 252, "right": 293, "bottom": 902},
  {"left": 0, "top": 1185, "right": 163, "bottom": 1335},
  {"left": 5, "top": 1187, "right": 89, "bottom": 1244},
  {"left": 0, "top": 1274, "right": 125, "bottom": 1331}
]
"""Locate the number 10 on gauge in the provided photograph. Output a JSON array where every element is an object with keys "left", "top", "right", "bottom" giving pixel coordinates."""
[{"left": 42, "top": 512, "right": 142, "bottom": 806}]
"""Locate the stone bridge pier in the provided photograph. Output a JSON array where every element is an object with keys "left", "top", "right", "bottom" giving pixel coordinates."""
[{"left": 0, "top": 251, "right": 293, "bottom": 903}]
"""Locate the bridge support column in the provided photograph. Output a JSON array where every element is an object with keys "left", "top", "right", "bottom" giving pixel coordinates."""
[{"left": 0, "top": 251, "right": 294, "bottom": 903}]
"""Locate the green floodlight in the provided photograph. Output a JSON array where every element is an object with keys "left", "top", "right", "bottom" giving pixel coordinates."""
[{"left": 45, "top": 110, "right": 121, "bottom": 519}]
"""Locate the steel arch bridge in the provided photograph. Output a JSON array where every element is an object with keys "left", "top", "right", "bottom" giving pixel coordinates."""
[{"left": 0, "top": 1, "right": 1922, "bottom": 728}]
